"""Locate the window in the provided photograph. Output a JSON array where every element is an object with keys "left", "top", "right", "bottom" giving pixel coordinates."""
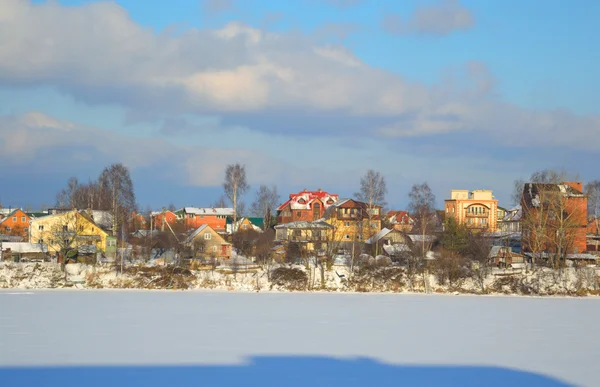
[
  {"left": 296, "top": 212, "right": 301, "bottom": 217},
  {"left": 21, "top": 216, "right": 26, "bottom": 222},
  {"left": 79, "top": 225, "right": 84, "bottom": 232},
  {"left": 344, "top": 234, "right": 350, "bottom": 239},
  {"left": 63, "top": 225, "right": 69, "bottom": 232},
  {"left": 344, "top": 222, "right": 350, "bottom": 227},
  {"left": 12, "top": 216, "right": 17, "bottom": 222},
  {"left": 5, "top": 226, "right": 11, "bottom": 232},
  {"left": 212, "top": 246, "right": 217, "bottom": 252},
  {"left": 38, "top": 239, "right": 44, "bottom": 244},
  {"left": 242, "top": 224, "right": 248, "bottom": 230},
  {"left": 204, "top": 233, "right": 211, "bottom": 240},
  {"left": 64, "top": 239, "right": 69, "bottom": 245}
]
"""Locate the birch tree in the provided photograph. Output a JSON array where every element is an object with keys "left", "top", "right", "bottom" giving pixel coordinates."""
[
  {"left": 223, "top": 163, "right": 249, "bottom": 227},
  {"left": 407, "top": 182, "right": 436, "bottom": 259},
  {"left": 354, "top": 169, "right": 387, "bottom": 238},
  {"left": 98, "top": 163, "right": 136, "bottom": 237}
]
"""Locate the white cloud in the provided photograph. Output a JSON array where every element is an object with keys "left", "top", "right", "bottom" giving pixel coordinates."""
[
  {"left": 0, "top": 0, "right": 598, "bottom": 151},
  {"left": 382, "top": 0, "right": 474, "bottom": 36}
]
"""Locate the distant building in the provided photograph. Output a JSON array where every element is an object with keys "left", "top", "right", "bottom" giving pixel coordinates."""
[
  {"left": 385, "top": 211, "right": 414, "bottom": 232},
  {"left": 177, "top": 207, "right": 234, "bottom": 233},
  {"left": 521, "top": 182, "right": 587, "bottom": 255},
  {"left": 0, "top": 209, "right": 31, "bottom": 238},
  {"left": 276, "top": 189, "right": 338, "bottom": 224},
  {"left": 444, "top": 189, "right": 499, "bottom": 232}
]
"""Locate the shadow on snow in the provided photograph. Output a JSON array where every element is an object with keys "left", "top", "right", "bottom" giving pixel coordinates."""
[{"left": 0, "top": 356, "right": 571, "bottom": 387}]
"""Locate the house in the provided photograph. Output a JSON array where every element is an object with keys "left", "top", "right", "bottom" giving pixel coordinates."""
[
  {"left": 488, "top": 246, "right": 524, "bottom": 268},
  {"left": 521, "top": 182, "right": 588, "bottom": 256},
  {"left": 0, "top": 209, "right": 31, "bottom": 238},
  {"left": 130, "top": 212, "right": 149, "bottom": 231},
  {"left": 385, "top": 211, "right": 414, "bottom": 232},
  {"left": 184, "top": 224, "right": 232, "bottom": 260},
  {"left": 365, "top": 227, "right": 412, "bottom": 257},
  {"left": 177, "top": 207, "right": 234, "bottom": 233},
  {"left": 90, "top": 210, "right": 114, "bottom": 234},
  {"left": 321, "top": 199, "right": 382, "bottom": 244},
  {"left": 274, "top": 220, "right": 335, "bottom": 253},
  {"left": 29, "top": 210, "right": 110, "bottom": 258},
  {"left": 227, "top": 217, "right": 264, "bottom": 234},
  {"left": 498, "top": 205, "right": 522, "bottom": 233},
  {"left": 1, "top": 242, "right": 48, "bottom": 262},
  {"left": 276, "top": 189, "right": 338, "bottom": 224},
  {"left": 444, "top": 189, "right": 499, "bottom": 232},
  {"left": 151, "top": 210, "right": 178, "bottom": 231}
]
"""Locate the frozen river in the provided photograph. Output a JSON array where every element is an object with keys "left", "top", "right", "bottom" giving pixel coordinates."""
[{"left": 1, "top": 290, "right": 599, "bottom": 386}]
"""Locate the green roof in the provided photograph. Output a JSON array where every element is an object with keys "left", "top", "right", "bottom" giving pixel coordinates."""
[{"left": 226, "top": 217, "right": 264, "bottom": 229}]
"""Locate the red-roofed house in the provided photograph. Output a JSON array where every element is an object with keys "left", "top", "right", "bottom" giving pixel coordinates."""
[
  {"left": 276, "top": 189, "right": 339, "bottom": 224},
  {"left": 385, "top": 211, "right": 415, "bottom": 232}
]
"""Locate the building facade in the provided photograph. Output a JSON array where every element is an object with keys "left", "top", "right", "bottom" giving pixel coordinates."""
[
  {"left": 0, "top": 209, "right": 31, "bottom": 238},
  {"left": 177, "top": 207, "right": 234, "bottom": 233},
  {"left": 444, "top": 189, "right": 499, "bottom": 232},
  {"left": 276, "top": 189, "right": 338, "bottom": 224}
]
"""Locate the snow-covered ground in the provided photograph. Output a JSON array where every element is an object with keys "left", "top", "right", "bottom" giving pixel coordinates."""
[{"left": 1, "top": 290, "right": 598, "bottom": 386}]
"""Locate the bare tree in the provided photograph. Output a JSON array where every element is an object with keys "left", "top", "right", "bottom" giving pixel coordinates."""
[
  {"left": 223, "top": 163, "right": 249, "bottom": 227},
  {"left": 465, "top": 231, "right": 492, "bottom": 292},
  {"left": 98, "top": 163, "right": 136, "bottom": 237},
  {"left": 354, "top": 169, "right": 387, "bottom": 239},
  {"left": 511, "top": 178, "right": 525, "bottom": 207},
  {"left": 213, "top": 195, "right": 228, "bottom": 208},
  {"left": 250, "top": 185, "right": 279, "bottom": 231},
  {"left": 408, "top": 182, "right": 436, "bottom": 259},
  {"left": 585, "top": 180, "right": 600, "bottom": 235}
]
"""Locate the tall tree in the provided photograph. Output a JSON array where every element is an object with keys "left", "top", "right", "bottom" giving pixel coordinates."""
[
  {"left": 585, "top": 180, "right": 600, "bottom": 234},
  {"left": 354, "top": 169, "right": 387, "bottom": 238},
  {"left": 223, "top": 163, "right": 249, "bottom": 227},
  {"left": 250, "top": 185, "right": 279, "bottom": 231},
  {"left": 407, "top": 182, "right": 436, "bottom": 259},
  {"left": 98, "top": 163, "right": 136, "bottom": 237}
]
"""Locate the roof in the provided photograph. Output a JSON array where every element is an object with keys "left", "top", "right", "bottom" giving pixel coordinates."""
[
  {"left": 1, "top": 242, "right": 48, "bottom": 254},
  {"left": 366, "top": 227, "right": 392, "bottom": 244},
  {"left": 226, "top": 217, "right": 264, "bottom": 228},
  {"left": 274, "top": 220, "right": 335, "bottom": 230},
  {"left": 0, "top": 234, "right": 24, "bottom": 242},
  {"left": 277, "top": 189, "right": 339, "bottom": 211},
  {"left": 383, "top": 244, "right": 411, "bottom": 255},
  {"left": 522, "top": 183, "right": 585, "bottom": 208},
  {"left": 386, "top": 210, "right": 414, "bottom": 224},
  {"left": 90, "top": 210, "right": 113, "bottom": 231},
  {"left": 184, "top": 224, "right": 231, "bottom": 245},
  {"left": 180, "top": 207, "right": 234, "bottom": 216},
  {"left": 0, "top": 208, "right": 28, "bottom": 224},
  {"left": 407, "top": 234, "right": 437, "bottom": 243},
  {"left": 500, "top": 205, "right": 522, "bottom": 222}
]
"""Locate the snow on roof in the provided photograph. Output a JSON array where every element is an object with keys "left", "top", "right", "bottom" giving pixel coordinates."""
[
  {"left": 408, "top": 234, "right": 436, "bottom": 243},
  {"left": 182, "top": 207, "right": 234, "bottom": 216},
  {"left": 366, "top": 228, "right": 392, "bottom": 244},
  {"left": 274, "top": 220, "right": 334, "bottom": 229},
  {"left": 90, "top": 210, "right": 113, "bottom": 230},
  {"left": 277, "top": 189, "right": 339, "bottom": 211},
  {"left": 1, "top": 242, "right": 48, "bottom": 254},
  {"left": 184, "top": 224, "right": 209, "bottom": 244},
  {"left": 383, "top": 244, "right": 411, "bottom": 255}
]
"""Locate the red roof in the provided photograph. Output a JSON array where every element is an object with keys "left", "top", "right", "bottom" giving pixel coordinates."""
[{"left": 277, "top": 189, "right": 339, "bottom": 211}]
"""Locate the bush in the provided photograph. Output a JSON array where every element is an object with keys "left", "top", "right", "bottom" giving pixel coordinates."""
[
  {"left": 349, "top": 266, "right": 406, "bottom": 292},
  {"left": 270, "top": 267, "right": 308, "bottom": 291}
]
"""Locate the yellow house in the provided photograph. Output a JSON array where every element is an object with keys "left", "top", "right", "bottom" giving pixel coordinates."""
[
  {"left": 322, "top": 199, "right": 382, "bottom": 243},
  {"left": 29, "top": 210, "right": 109, "bottom": 256}
]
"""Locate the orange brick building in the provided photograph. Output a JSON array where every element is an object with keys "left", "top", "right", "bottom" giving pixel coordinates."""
[
  {"left": 0, "top": 209, "right": 31, "bottom": 238},
  {"left": 151, "top": 210, "right": 178, "bottom": 231},
  {"left": 521, "top": 182, "right": 588, "bottom": 255},
  {"left": 177, "top": 207, "right": 234, "bottom": 233},
  {"left": 276, "top": 189, "right": 338, "bottom": 224}
]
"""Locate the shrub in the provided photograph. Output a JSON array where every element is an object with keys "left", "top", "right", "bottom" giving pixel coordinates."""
[{"left": 270, "top": 267, "right": 308, "bottom": 291}]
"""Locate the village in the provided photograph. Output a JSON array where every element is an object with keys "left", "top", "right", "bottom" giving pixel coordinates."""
[{"left": 1, "top": 164, "right": 600, "bottom": 294}]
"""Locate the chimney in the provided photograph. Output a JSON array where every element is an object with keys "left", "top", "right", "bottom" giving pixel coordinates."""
[{"left": 564, "top": 182, "right": 583, "bottom": 193}]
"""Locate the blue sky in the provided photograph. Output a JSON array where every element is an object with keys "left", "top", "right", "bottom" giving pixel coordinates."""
[{"left": 1, "top": 0, "right": 598, "bottom": 211}]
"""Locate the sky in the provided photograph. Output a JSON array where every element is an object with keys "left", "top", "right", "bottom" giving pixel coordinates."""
[{"left": 0, "top": 0, "right": 598, "bottom": 211}]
